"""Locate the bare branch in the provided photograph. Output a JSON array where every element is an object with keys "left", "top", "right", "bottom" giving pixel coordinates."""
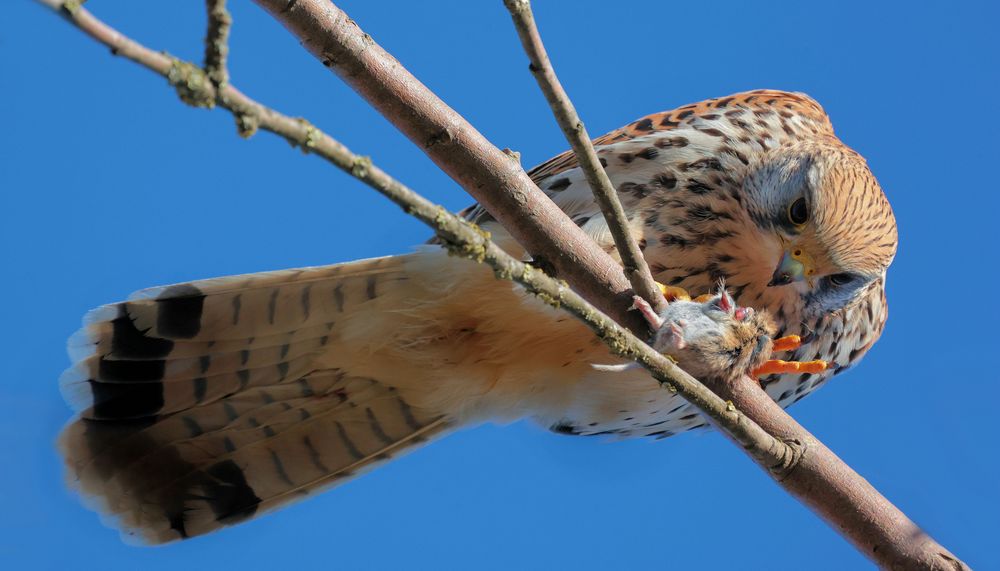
[
  {"left": 35, "top": 1, "right": 969, "bottom": 569},
  {"left": 502, "top": 0, "right": 665, "bottom": 313},
  {"left": 204, "top": 0, "right": 231, "bottom": 88},
  {"left": 712, "top": 375, "right": 971, "bottom": 570}
]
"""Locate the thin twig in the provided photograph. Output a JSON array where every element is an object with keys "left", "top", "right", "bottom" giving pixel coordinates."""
[
  {"left": 36, "top": 1, "right": 970, "bottom": 569},
  {"left": 204, "top": 0, "right": 231, "bottom": 88},
  {"left": 502, "top": 0, "right": 665, "bottom": 313}
]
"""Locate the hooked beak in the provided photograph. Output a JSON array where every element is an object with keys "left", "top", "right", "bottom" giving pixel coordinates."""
[{"left": 768, "top": 250, "right": 808, "bottom": 287}]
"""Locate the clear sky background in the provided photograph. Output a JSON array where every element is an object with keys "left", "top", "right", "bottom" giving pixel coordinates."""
[{"left": 2, "top": 1, "right": 997, "bottom": 569}]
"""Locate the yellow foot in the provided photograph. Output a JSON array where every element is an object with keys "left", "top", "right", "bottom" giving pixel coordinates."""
[
  {"left": 752, "top": 334, "right": 829, "bottom": 378},
  {"left": 655, "top": 282, "right": 692, "bottom": 302},
  {"left": 654, "top": 282, "right": 715, "bottom": 303},
  {"left": 752, "top": 359, "right": 829, "bottom": 378},
  {"left": 771, "top": 335, "right": 803, "bottom": 353}
]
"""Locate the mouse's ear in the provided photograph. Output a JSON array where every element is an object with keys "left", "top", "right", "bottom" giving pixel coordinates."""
[
  {"left": 717, "top": 289, "right": 734, "bottom": 314},
  {"left": 709, "top": 279, "right": 732, "bottom": 313}
]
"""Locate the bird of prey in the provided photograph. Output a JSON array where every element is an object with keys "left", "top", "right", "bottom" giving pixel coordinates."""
[{"left": 58, "top": 89, "right": 898, "bottom": 544}]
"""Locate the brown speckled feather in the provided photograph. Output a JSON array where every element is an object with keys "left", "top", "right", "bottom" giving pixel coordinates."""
[{"left": 526, "top": 90, "right": 833, "bottom": 183}]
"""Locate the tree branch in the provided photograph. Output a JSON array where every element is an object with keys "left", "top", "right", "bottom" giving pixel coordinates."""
[
  {"left": 35, "top": 1, "right": 969, "bottom": 569},
  {"left": 712, "top": 375, "right": 970, "bottom": 570},
  {"left": 204, "top": 0, "right": 231, "bottom": 88},
  {"left": 502, "top": 0, "right": 665, "bottom": 313}
]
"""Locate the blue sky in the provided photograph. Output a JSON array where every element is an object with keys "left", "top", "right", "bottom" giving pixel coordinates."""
[{"left": 2, "top": 1, "right": 997, "bottom": 569}]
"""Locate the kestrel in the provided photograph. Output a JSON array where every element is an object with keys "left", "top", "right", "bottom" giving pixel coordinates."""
[{"left": 59, "top": 89, "right": 898, "bottom": 543}]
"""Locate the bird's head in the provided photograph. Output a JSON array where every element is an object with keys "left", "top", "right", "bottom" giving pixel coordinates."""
[{"left": 743, "top": 141, "right": 898, "bottom": 315}]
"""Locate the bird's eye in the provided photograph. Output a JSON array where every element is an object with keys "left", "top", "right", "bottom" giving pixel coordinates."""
[
  {"left": 787, "top": 197, "right": 808, "bottom": 225},
  {"left": 827, "top": 273, "right": 855, "bottom": 287}
]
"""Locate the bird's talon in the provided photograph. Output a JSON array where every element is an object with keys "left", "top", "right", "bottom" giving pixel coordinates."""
[
  {"left": 751, "top": 359, "right": 829, "bottom": 378},
  {"left": 656, "top": 282, "right": 692, "bottom": 302},
  {"left": 771, "top": 335, "right": 803, "bottom": 352}
]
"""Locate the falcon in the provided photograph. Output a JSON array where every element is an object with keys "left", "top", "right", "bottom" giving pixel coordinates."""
[{"left": 59, "top": 89, "right": 898, "bottom": 543}]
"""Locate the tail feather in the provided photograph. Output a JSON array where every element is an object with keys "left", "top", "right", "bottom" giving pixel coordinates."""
[
  {"left": 69, "top": 320, "right": 337, "bottom": 362},
  {"left": 62, "top": 336, "right": 327, "bottom": 418},
  {"left": 122, "top": 256, "right": 403, "bottom": 341},
  {"left": 59, "top": 255, "right": 454, "bottom": 544},
  {"left": 61, "top": 256, "right": 405, "bottom": 419},
  {"left": 65, "top": 378, "right": 332, "bottom": 509}
]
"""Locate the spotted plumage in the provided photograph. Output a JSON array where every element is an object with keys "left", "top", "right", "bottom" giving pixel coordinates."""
[{"left": 59, "top": 89, "right": 897, "bottom": 544}]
